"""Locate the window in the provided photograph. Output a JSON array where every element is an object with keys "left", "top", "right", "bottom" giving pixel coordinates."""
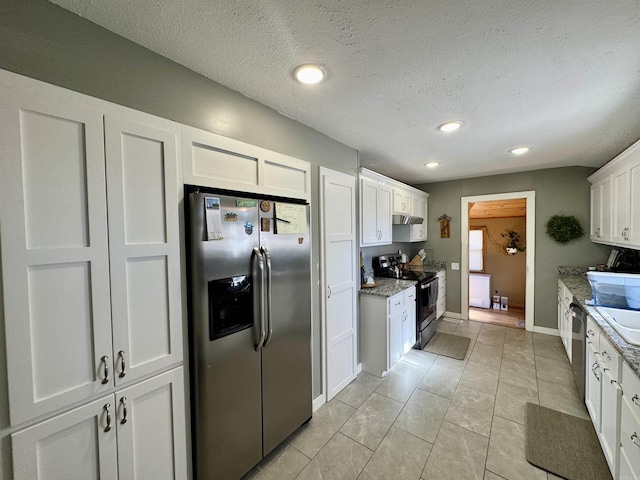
[{"left": 469, "top": 227, "right": 486, "bottom": 272}]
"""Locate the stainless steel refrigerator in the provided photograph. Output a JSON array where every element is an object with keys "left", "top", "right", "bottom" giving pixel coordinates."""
[{"left": 187, "top": 190, "right": 312, "bottom": 480}]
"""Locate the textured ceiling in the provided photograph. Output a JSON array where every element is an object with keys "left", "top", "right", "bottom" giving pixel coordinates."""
[{"left": 50, "top": 0, "right": 640, "bottom": 183}]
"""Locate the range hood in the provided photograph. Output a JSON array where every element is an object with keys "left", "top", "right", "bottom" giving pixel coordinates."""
[{"left": 392, "top": 214, "right": 423, "bottom": 225}]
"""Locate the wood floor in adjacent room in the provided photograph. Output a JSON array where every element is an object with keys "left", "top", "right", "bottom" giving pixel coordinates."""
[{"left": 469, "top": 306, "right": 525, "bottom": 329}]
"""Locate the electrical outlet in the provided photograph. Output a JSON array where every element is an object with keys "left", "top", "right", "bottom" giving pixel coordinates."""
[{"left": 451, "top": 262, "right": 460, "bottom": 270}]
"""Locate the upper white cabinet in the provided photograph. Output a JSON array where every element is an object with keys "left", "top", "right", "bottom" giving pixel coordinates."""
[
  {"left": 589, "top": 141, "right": 640, "bottom": 249},
  {"left": 590, "top": 175, "right": 612, "bottom": 243},
  {"left": 182, "top": 125, "right": 311, "bottom": 201},
  {"left": 0, "top": 71, "right": 184, "bottom": 426},
  {"left": 392, "top": 187, "right": 411, "bottom": 215},
  {"left": 360, "top": 171, "right": 392, "bottom": 246},
  {"left": 361, "top": 168, "right": 429, "bottom": 245},
  {"left": 392, "top": 193, "right": 429, "bottom": 242}
]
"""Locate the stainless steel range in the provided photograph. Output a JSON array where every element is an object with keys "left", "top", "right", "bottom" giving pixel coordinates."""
[{"left": 373, "top": 254, "right": 439, "bottom": 348}]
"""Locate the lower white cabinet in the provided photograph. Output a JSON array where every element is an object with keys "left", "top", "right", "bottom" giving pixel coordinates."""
[
  {"left": 12, "top": 367, "right": 187, "bottom": 480},
  {"left": 599, "top": 335, "right": 622, "bottom": 478},
  {"left": 436, "top": 270, "right": 446, "bottom": 319},
  {"left": 585, "top": 316, "right": 602, "bottom": 430},
  {"left": 620, "top": 363, "right": 640, "bottom": 479},
  {"left": 360, "top": 286, "right": 416, "bottom": 377},
  {"left": 557, "top": 280, "right": 572, "bottom": 362}
]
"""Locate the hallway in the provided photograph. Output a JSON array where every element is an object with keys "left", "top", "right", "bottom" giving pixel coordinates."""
[
  {"left": 244, "top": 318, "right": 584, "bottom": 480},
  {"left": 469, "top": 306, "right": 525, "bottom": 329}
]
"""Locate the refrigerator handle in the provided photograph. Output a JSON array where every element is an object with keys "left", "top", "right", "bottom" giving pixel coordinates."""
[
  {"left": 261, "top": 245, "right": 273, "bottom": 346},
  {"left": 253, "top": 246, "right": 266, "bottom": 350}
]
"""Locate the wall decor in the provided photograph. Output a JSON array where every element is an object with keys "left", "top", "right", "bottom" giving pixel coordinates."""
[
  {"left": 438, "top": 213, "right": 451, "bottom": 238},
  {"left": 545, "top": 215, "right": 584, "bottom": 244}
]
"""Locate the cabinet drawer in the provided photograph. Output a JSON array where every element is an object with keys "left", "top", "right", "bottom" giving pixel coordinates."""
[
  {"left": 599, "top": 335, "right": 620, "bottom": 379},
  {"left": 404, "top": 287, "right": 416, "bottom": 304},
  {"left": 388, "top": 292, "right": 404, "bottom": 315},
  {"left": 620, "top": 393, "right": 640, "bottom": 476}
]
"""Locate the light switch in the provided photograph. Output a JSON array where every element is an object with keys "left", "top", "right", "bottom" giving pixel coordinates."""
[{"left": 451, "top": 262, "right": 460, "bottom": 270}]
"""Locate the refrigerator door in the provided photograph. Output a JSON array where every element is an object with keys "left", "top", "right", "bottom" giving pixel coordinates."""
[
  {"left": 189, "top": 192, "right": 262, "bottom": 480},
  {"left": 258, "top": 200, "right": 312, "bottom": 455}
]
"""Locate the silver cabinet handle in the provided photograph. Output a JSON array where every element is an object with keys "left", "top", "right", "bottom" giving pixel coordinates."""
[
  {"left": 118, "top": 350, "right": 126, "bottom": 378},
  {"left": 631, "top": 433, "right": 640, "bottom": 447},
  {"left": 632, "top": 394, "right": 640, "bottom": 406},
  {"left": 104, "top": 403, "right": 112, "bottom": 432},
  {"left": 101, "top": 355, "right": 109, "bottom": 384},
  {"left": 120, "top": 396, "right": 128, "bottom": 424},
  {"left": 253, "top": 246, "right": 266, "bottom": 351},
  {"left": 261, "top": 245, "right": 273, "bottom": 346},
  {"left": 328, "top": 285, "right": 332, "bottom": 298},
  {"left": 592, "top": 362, "right": 601, "bottom": 381},
  {"left": 601, "top": 350, "right": 611, "bottom": 361}
]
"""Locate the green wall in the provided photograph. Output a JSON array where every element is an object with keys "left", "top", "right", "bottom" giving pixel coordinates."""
[
  {"left": 416, "top": 166, "right": 611, "bottom": 329},
  {"left": 0, "top": 2, "right": 359, "bottom": 478}
]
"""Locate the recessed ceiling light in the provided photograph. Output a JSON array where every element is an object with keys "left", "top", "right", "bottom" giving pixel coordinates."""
[
  {"left": 510, "top": 146, "right": 531, "bottom": 155},
  {"left": 438, "top": 121, "right": 463, "bottom": 132},
  {"left": 425, "top": 162, "right": 439, "bottom": 168},
  {"left": 294, "top": 64, "right": 326, "bottom": 84}
]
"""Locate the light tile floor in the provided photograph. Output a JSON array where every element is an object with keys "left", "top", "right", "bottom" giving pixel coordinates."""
[{"left": 243, "top": 318, "right": 588, "bottom": 480}]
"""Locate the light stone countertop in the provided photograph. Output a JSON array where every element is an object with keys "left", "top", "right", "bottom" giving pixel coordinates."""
[
  {"left": 559, "top": 273, "right": 640, "bottom": 378},
  {"left": 359, "top": 277, "right": 417, "bottom": 298}
]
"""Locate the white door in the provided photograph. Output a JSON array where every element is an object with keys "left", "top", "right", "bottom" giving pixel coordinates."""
[
  {"left": 12, "top": 395, "right": 118, "bottom": 479},
  {"left": 104, "top": 114, "right": 183, "bottom": 385},
  {"left": 0, "top": 83, "right": 114, "bottom": 425},
  {"left": 116, "top": 367, "right": 188, "bottom": 480},
  {"left": 320, "top": 167, "right": 357, "bottom": 400}
]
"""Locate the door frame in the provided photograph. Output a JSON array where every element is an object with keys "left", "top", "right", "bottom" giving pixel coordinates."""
[
  {"left": 318, "top": 166, "right": 358, "bottom": 406},
  {"left": 460, "top": 191, "right": 536, "bottom": 331}
]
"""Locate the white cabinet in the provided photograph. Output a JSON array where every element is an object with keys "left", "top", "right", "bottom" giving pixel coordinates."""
[
  {"left": 360, "top": 285, "right": 416, "bottom": 377},
  {"left": 12, "top": 367, "right": 187, "bottom": 480},
  {"left": 0, "top": 86, "right": 183, "bottom": 425},
  {"left": 589, "top": 140, "right": 640, "bottom": 249},
  {"left": 360, "top": 172, "right": 392, "bottom": 246},
  {"left": 557, "top": 281, "right": 572, "bottom": 362},
  {"left": 620, "top": 363, "right": 640, "bottom": 479},
  {"left": 437, "top": 270, "right": 446, "bottom": 319},
  {"left": 181, "top": 124, "right": 311, "bottom": 201},
  {"left": 599, "top": 335, "right": 621, "bottom": 478},
  {"left": 392, "top": 193, "right": 429, "bottom": 242},
  {"left": 392, "top": 187, "right": 411, "bottom": 215},
  {"left": 585, "top": 316, "right": 601, "bottom": 429},
  {"left": 0, "top": 69, "right": 187, "bottom": 478},
  {"left": 590, "top": 176, "right": 612, "bottom": 243}
]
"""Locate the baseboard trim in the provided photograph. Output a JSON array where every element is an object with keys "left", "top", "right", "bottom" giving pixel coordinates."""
[
  {"left": 533, "top": 326, "right": 559, "bottom": 336},
  {"left": 312, "top": 394, "right": 325, "bottom": 412},
  {"left": 355, "top": 363, "right": 363, "bottom": 374},
  {"left": 443, "top": 311, "right": 462, "bottom": 320}
]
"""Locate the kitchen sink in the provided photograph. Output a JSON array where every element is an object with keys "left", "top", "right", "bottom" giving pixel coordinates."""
[{"left": 595, "top": 306, "right": 640, "bottom": 346}]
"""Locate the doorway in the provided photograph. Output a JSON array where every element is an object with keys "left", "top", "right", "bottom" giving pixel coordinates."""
[{"left": 461, "top": 191, "right": 535, "bottom": 331}]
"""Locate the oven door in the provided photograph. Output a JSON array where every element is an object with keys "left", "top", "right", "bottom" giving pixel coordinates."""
[{"left": 419, "top": 277, "right": 438, "bottom": 328}]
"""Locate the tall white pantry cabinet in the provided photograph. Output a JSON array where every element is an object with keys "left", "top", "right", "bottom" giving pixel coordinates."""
[{"left": 0, "top": 71, "right": 187, "bottom": 478}]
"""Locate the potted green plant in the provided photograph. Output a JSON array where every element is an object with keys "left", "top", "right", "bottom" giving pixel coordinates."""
[{"left": 502, "top": 230, "right": 524, "bottom": 254}]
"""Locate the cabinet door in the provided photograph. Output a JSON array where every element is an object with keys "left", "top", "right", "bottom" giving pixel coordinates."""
[
  {"left": 360, "top": 177, "right": 380, "bottom": 245},
  {"left": 612, "top": 168, "right": 630, "bottom": 244},
  {"left": 585, "top": 326, "right": 601, "bottom": 429},
  {"left": 628, "top": 161, "right": 640, "bottom": 246},
  {"left": 105, "top": 115, "right": 183, "bottom": 386},
  {"left": 377, "top": 184, "right": 392, "bottom": 243},
  {"left": 0, "top": 84, "right": 114, "bottom": 425},
  {"left": 402, "top": 295, "right": 417, "bottom": 353},
  {"left": 388, "top": 309, "right": 404, "bottom": 368},
  {"left": 12, "top": 395, "right": 118, "bottom": 479},
  {"left": 116, "top": 367, "right": 188, "bottom": 480},
  {"left": 590, "top": 179, "right": 613, "bottom": 243},
  {"left": 392, "top": 188, "right": 411, "bottom": 214},
  {"left": 600, "top": 366, "right": 621, "bottom": 477}
]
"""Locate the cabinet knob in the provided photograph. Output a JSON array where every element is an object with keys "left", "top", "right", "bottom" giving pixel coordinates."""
[
  {"left": 632, "top": 394, "right": 640, "bottom": 407},
  {"left": 631, "top": 432, "right": 640, "bottom": 448}
]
